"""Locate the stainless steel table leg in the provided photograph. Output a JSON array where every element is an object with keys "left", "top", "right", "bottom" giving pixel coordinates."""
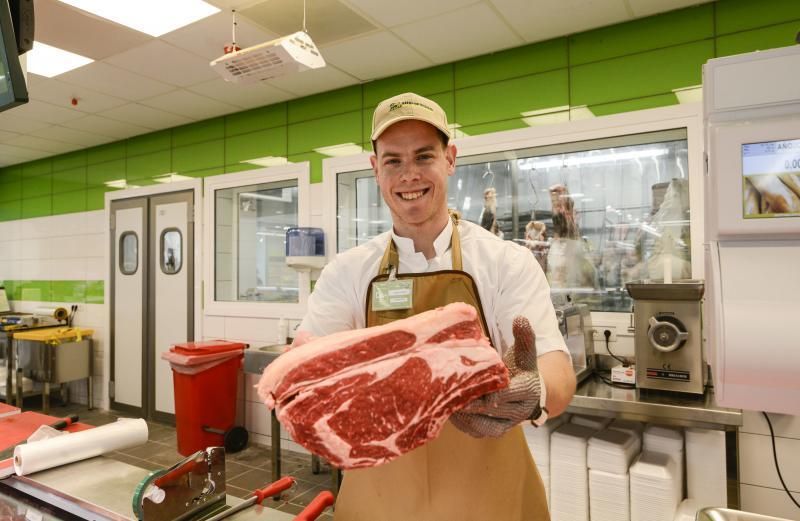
[
  {"left": 332, "top": 468, "right": 342, "bottom": 495},
  {"left": 43, "top": 382, "right": 50, "bottom": 414},
  {"left": 311, "top": 454, "right": 321, "bottom": 474},
  {"left": 726, "top": 429, "right": 740, "bottom": 509},
  {"left": 88, "top": 339, "right": 94, "bottom": 410},
  {"left": 5, "top": 334, "right": 14, "bottom": 404},
  {"left": 271, "top": 409, "right": 281, "bottom": 495},
  {"left": 15, "top": 341, "right": 22, "bottom": 409}
]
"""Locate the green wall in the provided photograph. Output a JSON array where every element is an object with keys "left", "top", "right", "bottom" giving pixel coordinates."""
[{"left": 1, "top": 0, "right": 799, "bottom": 223}]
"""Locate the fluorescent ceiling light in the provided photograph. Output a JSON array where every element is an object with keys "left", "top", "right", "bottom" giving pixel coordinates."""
[
  {"left": 153, "top": 173, "right": 194, "bottom": 184},
  {"left": 314, "top": 143, "right": 367, "bottom": 157},
  {"left": 518, "top": 148, "right": 669, "bottom": 170},
  {"left": 673, "top": 85, "right": 703, "bottom": 104},
  {"left": 26, "top": 41, "right": 93, "bottom": 77},
  {"left": 242, "top": 156, "right": 289, "bottom": 167},
  {"left": 104, "top": 179, "right": 139, "bottom": 189},
  {"left": 57, "top": 0, "right": 219, "bottom": 37},
  {"left": 450, "top": 123, "right": 469, "bottom": 139},
  {"left": 569, "top": 106, "right": 595, "bottom": 120}
]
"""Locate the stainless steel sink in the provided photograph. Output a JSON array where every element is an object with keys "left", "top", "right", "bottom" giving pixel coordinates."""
[
  {"left": 697, "top": 508, "right": 795, "bottom": 521},
  {"left": 243, "top": 344, "right": 288, "bottom": 375}
]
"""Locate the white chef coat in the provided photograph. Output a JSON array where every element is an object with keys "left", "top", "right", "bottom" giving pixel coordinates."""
[{"left": 299, "top": 218, "right": 568, "bottom": 357}]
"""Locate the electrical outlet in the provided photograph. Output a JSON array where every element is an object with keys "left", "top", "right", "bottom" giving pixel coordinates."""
[{"left": 592, "top": 325, "right": 617, "bottom": 342}]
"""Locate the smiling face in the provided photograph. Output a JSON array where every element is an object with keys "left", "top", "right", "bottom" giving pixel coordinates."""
[{"left": 370, "top": 119, "right": 456, "bottom": 238}]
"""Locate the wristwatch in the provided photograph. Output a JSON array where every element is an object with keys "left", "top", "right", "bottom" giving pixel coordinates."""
[{"left": 530, "top": 378, "right": 548, "bottom": 427}]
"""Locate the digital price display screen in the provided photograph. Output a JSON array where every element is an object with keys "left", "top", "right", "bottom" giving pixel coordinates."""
[{"left": 742, "top": 138, "right": 800, "bottom": 218}]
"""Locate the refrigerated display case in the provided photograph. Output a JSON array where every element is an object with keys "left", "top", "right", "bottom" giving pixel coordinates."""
[{"left": 331, "top": 124, "right": 694, "bottom": 314}]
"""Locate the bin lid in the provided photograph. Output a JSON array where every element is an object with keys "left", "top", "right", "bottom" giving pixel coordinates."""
[
  {"left": 171, "top": 339, "right": 247, "bottom": 355},
  {"left": 12, "top": 327, "right": 94, "bottom": 342}
]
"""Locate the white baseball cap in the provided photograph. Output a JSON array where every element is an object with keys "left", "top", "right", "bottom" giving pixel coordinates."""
[{"left": 371, "top": 92, "right": 452, "bottom": 141}]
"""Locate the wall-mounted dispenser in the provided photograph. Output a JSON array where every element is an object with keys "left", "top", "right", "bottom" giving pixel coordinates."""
[{"left": 285, "top": 227, "right": 326, "bottom": 271}]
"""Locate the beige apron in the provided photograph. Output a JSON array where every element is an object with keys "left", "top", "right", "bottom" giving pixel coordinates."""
[{"left": 333, "top": 219, "right": 550, "bottom": 521}]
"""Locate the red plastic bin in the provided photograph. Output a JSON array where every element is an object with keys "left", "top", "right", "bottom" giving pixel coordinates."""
[{"left": 168, "top": 340, "right": 248, "bottom": 456}]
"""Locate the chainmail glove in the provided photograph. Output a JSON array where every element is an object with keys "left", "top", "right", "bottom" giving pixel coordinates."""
[{"left": 451, "top": 316, "right": 544, "bottom": 438}]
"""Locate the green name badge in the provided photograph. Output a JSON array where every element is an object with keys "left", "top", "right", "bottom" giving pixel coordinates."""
[{"left": 371, "top": 279, "right": 414, "bottom": 311}]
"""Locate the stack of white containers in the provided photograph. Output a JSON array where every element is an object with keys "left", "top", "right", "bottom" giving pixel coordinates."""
[
  {"left": 643, "top": 425, "right": 685, "bottom": 490},
  {"left": 549, "top": 423, "right": 596, "bottom": 521},
  {"left": 629, "top": 452, "right": 682, "bottom": 521},
  {"left": 523, "top": 415, "right": 569, "bottom": 506},
  {"left": 587, "top": 429, "right": 640, "bottom": 521},
  {"left": 571, "top": 415, "right": 612, "bottom": 431}
]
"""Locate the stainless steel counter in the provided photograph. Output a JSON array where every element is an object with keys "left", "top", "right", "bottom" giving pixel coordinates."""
[
  {"left": 1, "top": 457, "right": 298, "bottom": 520},
  {"left": 568, "top": 375, "right": 742, "bottom": 431}
]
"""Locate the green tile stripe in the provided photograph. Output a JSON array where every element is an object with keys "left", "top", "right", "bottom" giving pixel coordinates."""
[
  {"left": 0, "top": 0, "right": 798, "bottom": 223},
  {"left": 1, "top": 280, "right": 104, "bottom": 304}
]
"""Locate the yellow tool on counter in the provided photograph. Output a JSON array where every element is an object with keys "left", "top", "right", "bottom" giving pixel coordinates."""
[{"left": 12, "top": 327, "right": 93, "bottom": 345}]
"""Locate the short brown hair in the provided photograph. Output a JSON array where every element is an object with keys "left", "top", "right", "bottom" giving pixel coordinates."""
[{"left": 372, "top": 128, "right": 449, "bottom": 154}]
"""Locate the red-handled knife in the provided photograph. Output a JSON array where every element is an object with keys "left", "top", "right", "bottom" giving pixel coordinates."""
[
  {"left": 204, "top": 476, "right": 296, "bottom": 521},
  {"left": 293, "top": 491, "right": 335, "bottom": 521}
]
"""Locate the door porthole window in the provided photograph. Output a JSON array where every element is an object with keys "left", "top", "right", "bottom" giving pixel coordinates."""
[
  {"left": 161, "top": 228, "right": 183, "bottom": 275},
  {"left": 119, "top": 232, "right": 138, "bottom": 275}
]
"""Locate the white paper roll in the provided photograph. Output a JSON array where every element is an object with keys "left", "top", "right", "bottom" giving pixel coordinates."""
[
  {"left": 33, "top": 306, "right": 68, "bottom": 321},
  {"left": 14, "top": 418, "right": 148, "bottom": 476}
]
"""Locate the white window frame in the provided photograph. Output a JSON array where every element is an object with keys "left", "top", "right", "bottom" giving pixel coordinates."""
[
  {"left": 322, "top": 103, "right": 705, "bottom": 316},
  {"left": 204, "top": 163, "right": 311, "bottom": 318}
]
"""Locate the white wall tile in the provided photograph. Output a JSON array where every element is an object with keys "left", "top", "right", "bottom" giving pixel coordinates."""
[
  {"left": 45, "top": 258, "right": 86, "bottom": 280},
  {"left": 0, "top": 260, "right": 14, "bottom": 280},
  {"left": 0, "top": 241, "right": 17, "bottom": 261},
  {"left": 202, "top": 315, "right": 225, "bottom": 337},
  {"left": 50, "top": 213, "right": 88, "bottom": 236},
  {"left": 20, "top": 238, "right": 52, "bottom": 260},
  {"left": 20, "top": 261, "right": 51, "bottom": 280},
  {"left": 85, "top": 211, "right": 105, "bottom": 234},
  {"left": 740, "top": 432, "right": 800, "bottom": 492},
  {"left": 741, "top": 484, "right": 800, "bottom": 519},
  {"left": 0, "top": 221, "right": 21, "bottom": 241},
  {"left": 83, "top": 233, "right": 105, "bottom": 258},
  {"left": 742, "top": 410, "right": 800, "bottom": 440},
  {"left": 85, "top": 257, "right": 106, "bottom": 280},
  {"left": 244, "top": 399, "right": 270, "bottom": 437},
  {"left": 224, "top": 317, "right": 277, "bottom": 343},
  {"left": 21, "top": 216, "right": 56, "bottom": 239},
  {"left": 51, "top": 235, "right": 91, "bottom": 259}
]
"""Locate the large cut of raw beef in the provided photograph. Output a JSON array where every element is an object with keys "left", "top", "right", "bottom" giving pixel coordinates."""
[{"left": 257, "top": 302, "right": 509, "bottom": 469}]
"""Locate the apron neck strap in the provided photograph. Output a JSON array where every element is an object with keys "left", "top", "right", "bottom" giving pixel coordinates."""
[{"left": 379, "top": 215, "right": 463, "bottom": 275}]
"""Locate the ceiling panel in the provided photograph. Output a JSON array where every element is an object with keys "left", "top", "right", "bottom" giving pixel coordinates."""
[
  {"left": 57, "top": 62, "right": 177, "bottom": 102},
  {"left": 100, "top": 103, "right": 195, "bottom": 130},
  {"left": 343, "top": 0, "right": 481, "bottom": 28},
  {"left": 241, "top": 0, "right": 376, "bottom": 46},
  {"left": 140, "top": 90, "right": 240, "bottom": 120},
  {"left": 393, "top": 2, "right": 523, "bottom": 63},
  {"left": 321, "top": 31, "right": 431, "bottom": 81},
  {"left": 4, "top": 134, "right": 79, "bottom": 154},
  {"left": 60, "top": 115, "right": 153, "bottom": 140},
  {"left": 28, "top": 77, "right": 128, "bottom": 114},
  {"left": 0, "top": 113, "right": 52, "bottom": 134},
  {"left": 266, "top": 65, "right": 359, "bottom": 97},
  {"left": 489, "top": 0, "right": 631, "bottom": 43},
  {"left": 33, "top": 0, "right": 152, "bottom": 60},
  {"left": 0, "top": 130, "right": 22, "bottom": 143},
  {"left": 187, "top": 78, "right": 294, "bottom": 109},
  {"left": 29, "top": 125, "right": 115, "bottom": 147},
  {"left": 0, "top": 144, "right": 46, "bottom": 163},
  {"left": 106, "top": 40, "right": 222, "bottom": 87},
  {"left": 161, "top": 11, "right": 279, "bottom": 61},
  {"left": 627, "top": 0, "right": 711, "bottom": 17},
  {"left": 7, "top": 100, "right": 85, "bottom": 125}
]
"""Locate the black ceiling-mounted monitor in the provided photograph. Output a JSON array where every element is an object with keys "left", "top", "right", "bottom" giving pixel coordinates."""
[{"left": 0, "top": 0, "right": 28, "bottom": 114}]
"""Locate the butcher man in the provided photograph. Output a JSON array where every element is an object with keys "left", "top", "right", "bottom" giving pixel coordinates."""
[{"left": 295, "top": 92, "right": 576, "bottom": 521}]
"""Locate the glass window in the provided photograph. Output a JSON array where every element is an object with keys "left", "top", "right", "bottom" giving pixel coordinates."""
[
  {"left": 119, "top": 232, "right": 138, "bottom": 275},
  {"left": 160, "top": 228, "right": 182, "bottom": 275},
  {"left": 215, "top": 180, "right": 300, "bottom": 303},
  {"left": 336, "top": 129, "right": 690, "bottom": 312}
]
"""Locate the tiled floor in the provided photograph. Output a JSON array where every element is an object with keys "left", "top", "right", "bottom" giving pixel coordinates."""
[{"left": 46, "top": 403, "right": 336, "bottom": 519}]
